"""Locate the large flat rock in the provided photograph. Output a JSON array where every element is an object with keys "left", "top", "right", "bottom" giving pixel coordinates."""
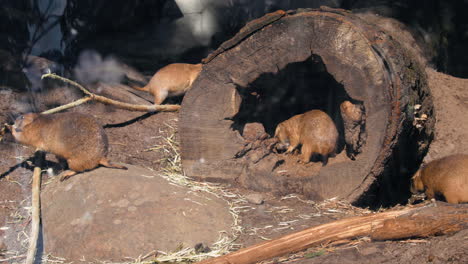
[{"left": 41, "top": 165, "right": 233, "bottom": 262}]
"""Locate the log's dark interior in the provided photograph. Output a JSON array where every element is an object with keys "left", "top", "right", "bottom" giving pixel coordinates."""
[
  {"left": 232, "top": 55, "right": 350, "bottom": 147},
  {"left": 231, "top": 54, "right": 370, "bottom": 165}
]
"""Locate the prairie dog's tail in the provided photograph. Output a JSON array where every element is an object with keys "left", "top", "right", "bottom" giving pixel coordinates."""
[
  {"left": 100, "top": 158, "right": 128, "bottom": 170},
  {"left": 129, "top": 83, "right": 150, "bottom": 92}
]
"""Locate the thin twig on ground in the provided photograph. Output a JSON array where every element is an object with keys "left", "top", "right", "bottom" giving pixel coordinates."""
[{"left": 25, "top": 152, "right": 43, "bottom": 264}]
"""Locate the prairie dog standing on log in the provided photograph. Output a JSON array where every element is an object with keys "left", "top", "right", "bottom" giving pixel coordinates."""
[
  {"left": 274, "top": 110, "right": 338, "bottom": 164},
  {"left": 11, "top": 112, "right": 127, "bottom": 181},
  {"left": 131, "top": 63, "right": 202, "bottom": 104},
  {"left": 411, "top": 154, "right": 468, "bottom": 204}
]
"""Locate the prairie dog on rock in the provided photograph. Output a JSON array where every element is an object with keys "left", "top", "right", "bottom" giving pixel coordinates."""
[
  {"left": 411, "top": 154, "right": 468, "bottom": 204},
  {"left": 11, "top": 112, "right": 127, "bottom": 181},
  {"left": 131, "top": 63, "right": 202, "bottom": 104},
  {"left": 274, "top": 110, "right": 338, "bottom": 164}
]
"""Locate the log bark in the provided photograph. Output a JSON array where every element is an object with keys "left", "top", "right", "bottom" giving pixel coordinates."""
[
  {"left": 179, "top": 7, "right": 434, "bottom": 203},
  {"left": 197, "top": 203, "right": 468, "bottom": 264}
]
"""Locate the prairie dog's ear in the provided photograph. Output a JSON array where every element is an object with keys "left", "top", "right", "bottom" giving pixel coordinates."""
[
  {"left": 410, "top": 168, "right": 424, "bottom": 193},
  {"left": 23, "top": 113, "right": 40, "bottom": 123},
  {"left": 14, "top": 113, "right": 39, "bottom": 129},
  {"left": 411, "top": 168, "right": 421, "bottom": 179},
  {"left": 16, "top": 113, "right": 39, "bottom": 120},
  {"left": 275, "top": 123, "right": 285, "bottom": 137},
  {"left": 274, "top": 124, "right": 281, "bottom": 137}
]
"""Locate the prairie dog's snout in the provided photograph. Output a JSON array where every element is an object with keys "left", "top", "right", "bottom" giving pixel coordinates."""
[
  {"left": 274, "top": 126, "right": 289, "bottom": 151},
  {"left": 275, "top": 142, "right": 289, "bottom": 151}
]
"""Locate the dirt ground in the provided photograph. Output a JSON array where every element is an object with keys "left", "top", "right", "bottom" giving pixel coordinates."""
[{"left": 0, "top": 66, "right": 467, "bottom": 263}]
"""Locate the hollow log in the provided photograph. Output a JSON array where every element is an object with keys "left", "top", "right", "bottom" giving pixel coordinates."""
[
  {"left": 180, "top": 7, "right": 435, "bottom": 203},
  {"left": 196, "top": 203, "right": 468, "bottom": 264}
]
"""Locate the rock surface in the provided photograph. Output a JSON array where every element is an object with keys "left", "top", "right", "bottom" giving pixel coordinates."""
[
  {"left": 245, "top": 193, "right": 264, "bottom": 205},
  {"left": 424, "top": 68, "right": 468, "bottom": 161},
  {"left": 41, "top": 165, "right": 233, "bottom": 262}
]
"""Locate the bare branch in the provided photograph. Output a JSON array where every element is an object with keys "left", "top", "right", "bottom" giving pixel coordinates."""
[
  {"left": 41, "top": 73, "right": 93, "bottom": 96},
  {"left": 41, "top": 73, "right": 181, "bottom": 113},
  {"left": 41, "top": 97, "right": 93, "bottom": 115}
]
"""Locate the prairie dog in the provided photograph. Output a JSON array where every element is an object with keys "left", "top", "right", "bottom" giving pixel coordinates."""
[
  {"left": 131, "top": 63, "right": 202, "bottom": 104},
  {"left": 340, "top": 101, "right": 363, "bottom": 122},
  {"left": 411, "top": 154, "right": 468, "bottom": 204},
  {"left": 274, "top": 110, "right": 338, "bottom": 164},
  {"left": 340, "top": 100, "right": 366, "bottom": 159},
  {"left": 11, "top": 112, "right": 127, "bottom": 181}
]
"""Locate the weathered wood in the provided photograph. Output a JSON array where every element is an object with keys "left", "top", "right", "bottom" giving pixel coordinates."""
[
  {"left": 180, "top": 7, "right": 434, "bottom": 203},
  {"left": 202, "top": 10, "right": 286, "bottom": 64},
  {"left": 26, "top": 151, "right": 45, "bottom": 264},
  {"left": 197, "top": 203, "right": 468, "bottom": 264}
]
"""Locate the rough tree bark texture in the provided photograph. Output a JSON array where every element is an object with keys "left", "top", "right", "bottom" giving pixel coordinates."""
[{"left": 180, "top": 7, "right": 434, "bottom": 203}]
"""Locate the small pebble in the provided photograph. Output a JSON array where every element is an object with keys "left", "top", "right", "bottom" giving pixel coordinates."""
[{"left": 245, "top": 193, "right": 264, "bottom": 205}]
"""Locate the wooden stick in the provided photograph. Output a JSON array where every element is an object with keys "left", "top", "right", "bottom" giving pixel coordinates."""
[
  {"left": 41, "top": 97, "right": 93, "bottom": 114},
  {"left": 90, "top": 93, "right": 180, "bottom": 112},
  {"left": 41, "top": 73, "right": 180, "bottom": 113},
  {"left": 25, "top": 151, "right": 44, "bottom": 264},
  {"left": 197, "top": 203, "right": 468, "bottom": 264}
]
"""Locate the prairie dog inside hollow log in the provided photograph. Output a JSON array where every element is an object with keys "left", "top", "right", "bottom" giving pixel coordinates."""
[
  {"left": 130, "top": 63, "right": 202, "bottom": 105},
  {"left": 274, "top": 110, "right": 338, "bottom": 164},
  {"left": 340, "top": 100, "right": 366, "bottom": 159}
]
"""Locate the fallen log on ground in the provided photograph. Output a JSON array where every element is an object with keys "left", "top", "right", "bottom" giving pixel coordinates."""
[
  {"left": 197, "top": 202, "right": 468, "bottom": 264},
  {"left": 180, "top": 7, "right": 435, "bottom": 205}
]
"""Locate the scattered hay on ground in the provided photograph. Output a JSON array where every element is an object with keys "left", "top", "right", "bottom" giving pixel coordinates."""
[{"left": 141, "top": 122, "right": 246, "bottom": 263}]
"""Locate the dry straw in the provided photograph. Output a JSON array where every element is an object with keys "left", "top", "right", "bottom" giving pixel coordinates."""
[{"left": 138, "top": 123, "right": 245, "bottom": 263}]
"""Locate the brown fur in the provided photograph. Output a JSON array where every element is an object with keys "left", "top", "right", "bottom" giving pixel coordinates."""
[
  {"left": 411, "top": 154, "right": 468, "bottom": 204},
  {"left": 340, "top": 100, "right": 366, "bottom": 159},
  {"left": 11, "top": 112, "right": 127, "bottom": 181},
  {"left": 340, "top": 101, "right": 363, "bottom": 122},
  {"left": 274, "top": 110, "right": 338, "bottom": 164},
  {"left": 131, "top": 63, "right": 202, "bottom": 104}
]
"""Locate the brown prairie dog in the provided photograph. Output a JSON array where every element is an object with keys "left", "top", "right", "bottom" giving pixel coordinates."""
[
  {"left": 11, "top": 112, "right": 127, "bottom": 181},
  {"left": 340, "top": 100, "right": 366, "bottom": 159},
  {"left": 274, "top": 110, "right": 338, "bottom": 164},
  {"left": 340, "top": 100, "right": 363, "bottom": 123},
  {"left": 131, "top": 63, "right": 202, "bottom": 105},
  {"left": 411, "top": 154, "right": 468, "bottom": 204}
]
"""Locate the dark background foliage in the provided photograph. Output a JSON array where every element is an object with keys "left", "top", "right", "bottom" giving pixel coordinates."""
[{"left": 1, "top": 0, "right": 467, "bottom": 91}]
